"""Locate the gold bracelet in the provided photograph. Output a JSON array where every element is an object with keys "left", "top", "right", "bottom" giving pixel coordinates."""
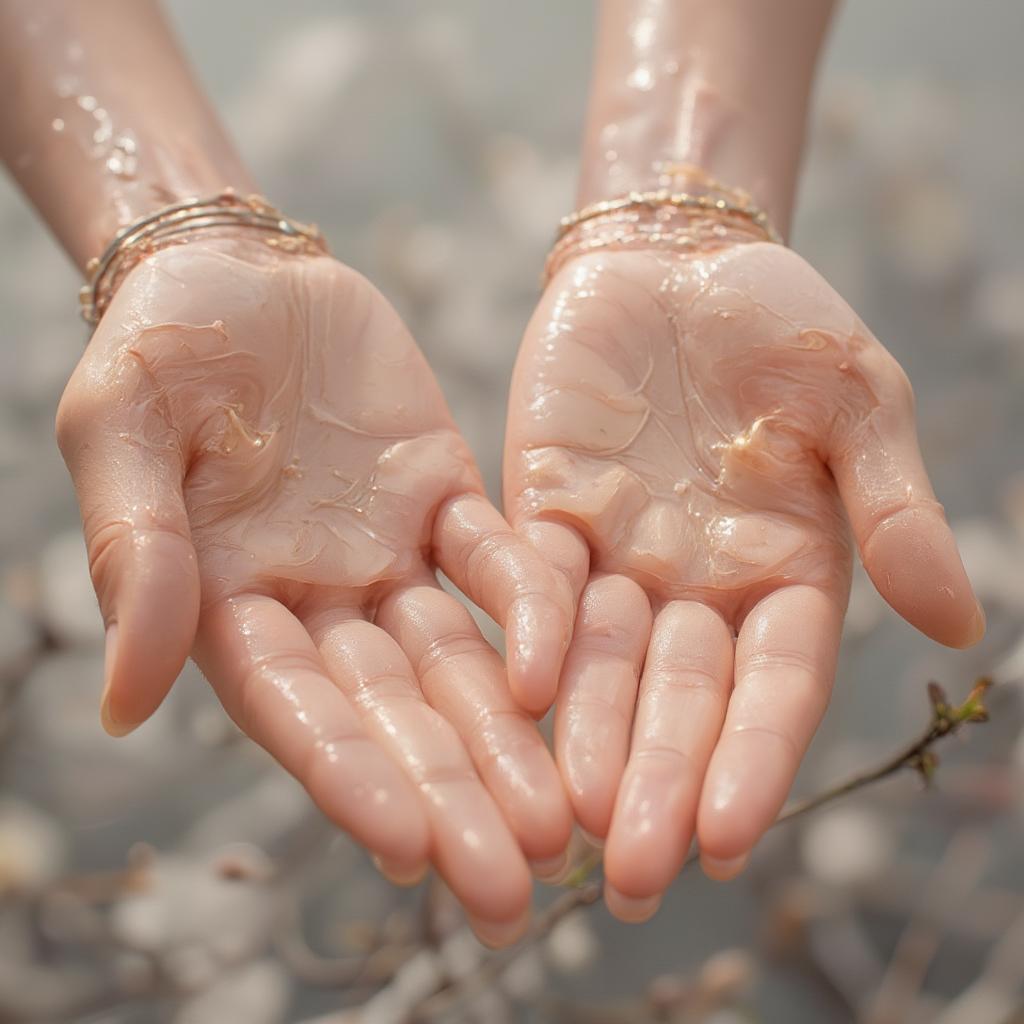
[
  {"left": 554, "top": 186, "right": 782, "bottom": 246},
  {"left": 545, "top": 177, "right": 782, "bottom": 285},
  {"left": 79, "top": 190, "right": 329, "bottom": 326}
]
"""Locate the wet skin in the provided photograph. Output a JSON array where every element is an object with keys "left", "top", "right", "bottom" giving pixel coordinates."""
[
  {"left": 505, "top": 240, "right": 982, "bottom": 921},
  {"left": 56, "top": 237, "right": 578, "bottom": 946}
]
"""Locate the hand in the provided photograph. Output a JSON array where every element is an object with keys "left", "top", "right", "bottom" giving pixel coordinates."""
[
  {"left": 56, "top": 236, "right": 576, "bottom": 944},
  {"left": 504, "top": 240, "right": 982, "bottom": 920}
]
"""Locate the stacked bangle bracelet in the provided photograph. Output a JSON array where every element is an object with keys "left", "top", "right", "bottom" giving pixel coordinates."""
[
  {"left": 545, "top": 175, "right": 782, "bottom": 285},
  {"left": 79, "top": 190, "right": 328, "bottom": 326}
]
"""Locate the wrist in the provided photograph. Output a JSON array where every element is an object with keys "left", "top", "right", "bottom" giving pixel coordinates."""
[
  {"left": 545, "top": 186, "right": 781, "bottom": 285},
  {"left": 577, "top": 0, "right": 836, "bottom": 236},
  {"left": 76, "top": 159, "right": 258, "bottom": 273},
  {"left": 82, "top": 191, "right": 327, "bottom": 325}
]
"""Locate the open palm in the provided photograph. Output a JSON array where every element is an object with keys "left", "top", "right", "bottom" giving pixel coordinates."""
[
  {"left": 57, "top": 237, "right": 575, "bottom": 943},
  {"left": 505, "top": 241, "right": 982, "bottom": 919}
]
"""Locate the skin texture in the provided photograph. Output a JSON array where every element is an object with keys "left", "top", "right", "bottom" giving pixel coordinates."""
[
  {"left": 500, "top": 0, "right": 978, "bottom": 924},
  {"left": 1, "top": 0, "right": 577, "bottom": 945},
  {"left": 57, "top": 236, "right": 575, "bottom": 942},
  {"left": 576, "top": 0, "right": 836, "bottom": 231},
  {"left": 505, "top": 237, "right": 983, "bottom": 922},
  {"left": 0, "top": 0, "right": 252, "bottom": 269}
]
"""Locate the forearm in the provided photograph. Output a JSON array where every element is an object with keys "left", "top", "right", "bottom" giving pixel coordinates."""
[
  {"left": 0, "top": 0, "right": 254, "bottom": 271},
  {"left": 578, "top": 0, "right": 836, "bottom": 236}
]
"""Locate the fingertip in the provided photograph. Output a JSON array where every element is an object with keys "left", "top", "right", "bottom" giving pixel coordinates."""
[
  {"left": 863, "top": 507, "right": 981, "bottom": 649},
  {"left": 102, "top": 535, "right": 201, "bottom": 730},
  {"left": 309, "top": 749, "right": 431, "bottom": 870},
  {"left": 373, "top": 855, "right": 429, "bottom": 888},
  {"left": 506, "top": 593, "right": 568, "bottom": 716},
  {"left": 520, "top": 790, "right": 575, "bottom": 866},
  {"left": 700, "top": 852, "right": 749, "bottom": 882},
  {"left": 99, "top": 697, "right": 141, "bottom": 738},
  {"left": 468, "top": 908, "right": 531, "bottom": 949},
  {"left": 697, "top": 746, "right": 788, "bottom": 864},
  {"left": 953, "top": 602, "right": 986, "bottom": 650},
  {"left": 529, "top": 849, "right": 569, "bottom": 884},
  {"left": 578, "top": 827, "right": 607, "bottom": 850},
  {"left": 603, "top": 764, "right": 694, "bottom": 901},
  {"left": 99, "top": 624, "right": 133, "bottom": 737},
  {"left": 558, "top": 736, "right": 617, "bottom": 844},
  {"left": 603, "top": 883, "right": 661, "bottom": 924}
]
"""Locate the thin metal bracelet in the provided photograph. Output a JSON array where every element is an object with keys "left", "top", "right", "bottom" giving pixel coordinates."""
[
  {"left": 554, "top": 188, "right": 783, "bottom": 247},
  {"left": 79, "top": 190, "right": 328, "bottom": 326},
  {"left": 543, "top": 199, "right": 779, "bottom": 286}
]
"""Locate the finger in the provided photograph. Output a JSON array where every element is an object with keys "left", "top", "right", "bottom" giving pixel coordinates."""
[
  {"left": 518, "top": 518, "right": 591, "bottom": 614},
  {"left": 377, "top": 584, "right": 573, "bottom": 872},
  {"left": 697, "top": 585, "right": 843, "bottom": 864},
  {"left": 554, "top": 574, "right": 651, "bottom": 843},
  {"left": 433, "top": 494, "right": 581, "bottom": 716},
  {"left": 304, "top": 609, "right": 533, "bottom": 932},
  {"left": 828, "top": 349, "right": 983, "bottom": 648},
  {"left": 193, "top": 594, "right": 430, "bottom": 873},
  {"left": 56, "top": 387, "right": 200, "bottom": 736},
  {"left": 603, "top": 601, "right": 733, "bottom": 916}
]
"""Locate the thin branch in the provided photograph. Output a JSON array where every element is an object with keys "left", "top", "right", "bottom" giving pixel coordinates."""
[
  {"left": 410, "top": 883, "right": 601, "bottom": 1021},
  {"left": 666, "top": 678, "right": 993, "bottom": 872},
  {"left": 392, "top": 678, "right": 995, "bottom": 1023}
]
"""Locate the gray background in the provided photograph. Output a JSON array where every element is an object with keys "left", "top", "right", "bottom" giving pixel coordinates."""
[{"left": 1, "top": 2, "right": 1022, "bottom": 1022}]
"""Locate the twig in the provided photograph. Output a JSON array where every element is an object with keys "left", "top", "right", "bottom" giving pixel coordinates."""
[
  {"left": 410, "top": 883, "right": 601, "bottom": 1021},
  {"left": 391, "top": 678, "right": 994, "bottom": 1023},
  {"left": 668, "top": 678, "right": 993, "bottom": 872},
  {"left": 773, "top": 678, "right": 991, "bottom": 826}
]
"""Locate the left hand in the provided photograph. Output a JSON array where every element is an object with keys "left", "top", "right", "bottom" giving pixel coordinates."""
[
  {"left": 504, "top": 240, "right": 983, "bottom": 920},
  {"left": 57, "top": 237, "right": 576, "bottom": 943}
]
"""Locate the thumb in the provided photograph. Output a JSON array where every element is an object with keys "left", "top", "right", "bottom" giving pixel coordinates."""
[
  {"left": 56, "top": 384, "right": 201, "bottom": 736},
  {"left": 828, "top": 343, "right": 984, "bottom": 649}
]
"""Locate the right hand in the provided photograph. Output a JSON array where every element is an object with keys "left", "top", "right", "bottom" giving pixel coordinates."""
[{"left": 503, "top": 239, "right": 982, "bottom": 919}]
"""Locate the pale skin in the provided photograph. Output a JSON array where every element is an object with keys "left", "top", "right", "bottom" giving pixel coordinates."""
[
  {"left": 504, "top": 0, "right": 984, "bottom": 922},
  {"left": 2, "top": 0, "right": 984, "bottom": 942},
  {"left": 0, "top": 0, "right": 579, "bottom": 947}
]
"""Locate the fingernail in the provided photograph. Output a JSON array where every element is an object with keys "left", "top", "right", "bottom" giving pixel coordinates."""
[
  {"left": 603, "top": 883, "right": 661, "bottom": 924},
  {"left": 967, "top": 603, "right": 986, "bottom": 646},
  {"left": 530, "top": 850, "right": 568, "bottom": 884},
  {"left": 99, "top": 624, "right": 136, "bottom": 738},
  {"left": 700, "top": 852, "right": 749, "bottom": 881},
  {"left": 468, "top": 909, "right": 531, "bottom": 949},
  {"left": 372, "top": 855, "right": 428, "bottom": 887}
]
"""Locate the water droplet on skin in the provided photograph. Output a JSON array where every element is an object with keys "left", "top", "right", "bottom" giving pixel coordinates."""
[
  {"left": 77, "top": 94, "right": 97, "bottom": 112},
  {"left": 51, "top": 118, "right": 65, "bottom": 132},
  {"left": 627, "top": 66, "right": 654, "bottom": 91}
]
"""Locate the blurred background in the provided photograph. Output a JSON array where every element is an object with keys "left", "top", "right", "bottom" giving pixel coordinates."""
[{"left": 1, "top": 1, "right": 1023, "bottom": 1021}]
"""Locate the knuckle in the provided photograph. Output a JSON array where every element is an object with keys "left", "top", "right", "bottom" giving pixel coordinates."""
[
  {"left": 743, "top": 646, "right": 819, "bottom": 680},
  {"left": 54, "top": 386, "right": 95, "bottom": 457},
  {"left": 887, "top": 358, "right": 916, "bottom": 410},
  {"left": 649, "top": 663, "right": 723, "bottom": 695},
  {"left": 84, "top": 518, "right": 130, "bottom": 580}
]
